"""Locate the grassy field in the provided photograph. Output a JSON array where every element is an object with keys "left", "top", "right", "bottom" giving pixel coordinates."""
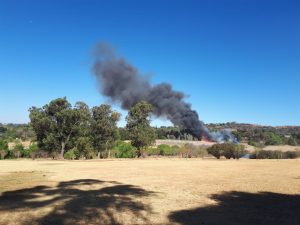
[{"left": 0, "top": 159, "right": 299, "bottom": 225}]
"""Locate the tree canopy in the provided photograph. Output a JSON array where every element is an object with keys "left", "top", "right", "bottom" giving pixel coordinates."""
[
  {"left": 126, "top": 101, "right": 156, "bottom": 157},
  {"left": 29, "top": 98, "right": 91, "bottom": 158},
  {"left": 90, "top": 104, "right": 120, "bottom": 158}
]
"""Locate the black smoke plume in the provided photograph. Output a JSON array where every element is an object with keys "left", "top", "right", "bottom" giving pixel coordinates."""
[{"left": 92, "top": 43, "right": 237, "bottom": 143}]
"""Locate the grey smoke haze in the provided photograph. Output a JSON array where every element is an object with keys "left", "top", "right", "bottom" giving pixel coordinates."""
[{"left": 92, "top": 43, "right": 237, "bottom": 143}]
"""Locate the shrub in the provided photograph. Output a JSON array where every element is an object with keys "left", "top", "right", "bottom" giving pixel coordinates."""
[
  {"left": 0, "top": 139, "right": 9, "bottom": 159},
  {"left": 146, "top": 147, "right": 161, "bottom": 156},
  {"left": 178, "top": 144, "right": 208, "bottom": 158},
  {"left": 21, "top": 149, "right": 31, "bottom": 158},
  {"left": 112, "top": 141, "right": 136, "bottom": 158},
  {"left": 11, "top": 143, "right": 24, "bottom": 158},
  {"left": 207, "top": 143, "right": 246, "bottom": 159},
  {"left": 64, "top": 148, "right": 80, "bottom": 160},
  {"left": 283, "top": 151, "right": 299, "bottom": 159},
  {"left": 207, "top": 144, "right": 223, "bottom": 159},
  {"left": 33, "top": 150, "right": 51, "bottom": 159},
  {"left": 171, "top": 145, "right": 180, "bottom": 155},
  {"left": 251, "top": 150, "right": 300, "bottom": 159},
  {"left": 157, "top": 144, "right": 171, "bottom": 155},
  {"left": 0, "top": 149, "right": 8, "bottom": 159}
]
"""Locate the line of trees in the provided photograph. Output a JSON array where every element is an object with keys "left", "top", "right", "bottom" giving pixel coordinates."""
[{"left": 28, "top": 98, "right": 156, "bottom": 159}]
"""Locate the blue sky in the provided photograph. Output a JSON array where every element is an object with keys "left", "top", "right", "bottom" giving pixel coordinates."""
[{"left": 0, "top": 0, "right": 299, "bottom": 126}]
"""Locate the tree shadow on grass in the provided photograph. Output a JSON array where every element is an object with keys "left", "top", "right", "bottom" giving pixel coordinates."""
[
  {"left": 169, "top": 191, "right": 300, "bottom": 225},
  {"left": 0, "top": 179, "right": 155, "bottom": 225}
]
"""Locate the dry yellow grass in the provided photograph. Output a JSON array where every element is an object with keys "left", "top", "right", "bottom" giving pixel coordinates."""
[{"left": 0, "top": 159, "right": 299, "bottom": 225}]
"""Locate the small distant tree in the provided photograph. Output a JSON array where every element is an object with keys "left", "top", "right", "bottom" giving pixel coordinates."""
[
  {"left": 90, "top": 104, "right": 120, "bottom": 158},
  {"left": 126, "top": 101, "right": 156, "bottom": 157}
]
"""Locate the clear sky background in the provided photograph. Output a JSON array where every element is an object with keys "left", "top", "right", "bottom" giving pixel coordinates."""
[{"left": 0, "top": 0, "right": 299, "bottom": 126}]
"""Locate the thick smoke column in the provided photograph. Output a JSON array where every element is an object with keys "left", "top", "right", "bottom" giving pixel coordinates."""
[{"left": 92, "top": 43, "right": 237, "bottom": 143}]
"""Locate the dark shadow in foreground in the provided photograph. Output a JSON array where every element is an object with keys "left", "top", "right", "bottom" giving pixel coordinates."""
[
  {"left": 0, "top": 179, "right": 154, "bottom": 225},
  {"left": 169, "top": 191, "right": 300, "bottom": 225}
]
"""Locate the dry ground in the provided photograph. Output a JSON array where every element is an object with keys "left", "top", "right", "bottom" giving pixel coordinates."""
[{"left": 0, "top": 158, "right": 299, "bottom": 225}]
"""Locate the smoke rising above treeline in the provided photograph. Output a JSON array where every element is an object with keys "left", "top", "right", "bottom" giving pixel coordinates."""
[{"left": 92, "top": 43, "right": 237, "bottom": 143}]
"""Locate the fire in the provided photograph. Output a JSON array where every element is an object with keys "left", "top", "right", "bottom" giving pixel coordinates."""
[{"left": 201, "top": 134, "right": 213, "bottom": 142}]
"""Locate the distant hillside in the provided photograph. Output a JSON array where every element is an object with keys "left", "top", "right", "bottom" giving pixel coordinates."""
[
  {"left": 0, "top": 123, "right": 35, "bottom": 142},
  {"left": 206, "top": 122, "right": 300, "bottom": 146}
]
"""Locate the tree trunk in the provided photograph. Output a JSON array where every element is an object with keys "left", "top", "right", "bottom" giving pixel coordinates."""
[
  {"left": 97, "top": 151, "right": 100, "bottom": 159},
  {"left": 136, "top": 149, "right": 141, "bottom": 158},
  {"left": 60, "top": 142, "right": 65, "bottom": 159}
]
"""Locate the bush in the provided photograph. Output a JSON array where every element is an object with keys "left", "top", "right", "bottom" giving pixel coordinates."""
[
  {"left": 157, "top": 144, "right": 171, "bottom": 155},
  {"left": 171, "top": 145, "right": 181, "bottom": 155},
  {"left": 33, "top": 150, "right": 51, "bottom": 159},
  {"left": 207, "top": 144, "right": 222, "bottom": 159},
  {"left": 21, "top": 149, "right": 31, "bottom": 158},
  {"left": 207, "top": 143, "right": 246, "bottom": 159},
  {"left": 0, "top": 149, "right": 8, "bottom": 159},
  {"left": 146, "top": 145, "right": 180, "bottom": 156},
  {"left": 178, "top": 144, "right": 208, "bottom": 158},
  {"left": 283, "top": 151, "right": 300, "bottom": 159},
  {"left": 64, "top": 148, "right": 80, "bottom": 160},
  {"left": 0, "top": 139, "right": 9, "bottom": 159},
  {"left": 146, "top": 147, "right": 161, "bottom": 156},
  {"left": 251, "top": 150, "right": 300, "bottom": 159},
  {"left": 10, "top": 143, "right": 24, "bottom": 158},
  {"left": 112, "top": 141, "right": 136, "bottom": 158}
]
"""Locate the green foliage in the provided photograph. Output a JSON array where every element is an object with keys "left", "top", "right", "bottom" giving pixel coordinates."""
[
  {"left": 117, "top": 127, "right": 130, "bottom": 141},
  {"left": 154, "top": 126, "right": 198, "bottom": 140},
  {"left": 0, "top": 124, "right": 35, "bottom": 142},
  {"left": 90, "top": 104, "right": 120, "bottom": 158},
  {"left": 64, "top": 148, "right": 80, "bottom": 160},
  {"left": 287, "top": 137, "right": 297, "bottom": 146},
  {"left": 248, "top": 140, "right": 262, "bottom": 148},
  {"left": 251, "top": 150, "right": 300, "bottom": 159},
  {"left": 11, "top": 143, "right": 24, "bottom": 158},
  {"left": 112, "top": 141, "right": 136, "bottom": 158},
  {"left": 29, "top": 97, "right": 92, "bottom": 158},
  {"left": 0, "top": 139, "right": 8, "bottom": 151},
  {"left": 20, "top": 149, "right": 31, "bottom": 158},
  {"left": 75, "top": 137, "right": 94, "bottom": 159},
  {"left": 126, "top": 101, "right": 156, "bottom": 157},
  {"left": 146, "top": 147, "right": 161, "bottom": 156},
  {"left": 0, "top": 139, "right": 9, "bottom": 159},
  {"left": 146, "top": 144, "right": 207, "bottom": 158},
  {"left": 265, "top": 133, "right": 284, "bottom": 145},
  {"left": 21, "top": 143, "right": 39, "bottom": 158},
  {"left": 207, "top": 144, "right": 222, "bottom": 159},
  {"left": 154, "top": 144, "right": 182, "bottom": 156},
  {"left": 207, "top": 143, "right": 246, "bottom": 159}
]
